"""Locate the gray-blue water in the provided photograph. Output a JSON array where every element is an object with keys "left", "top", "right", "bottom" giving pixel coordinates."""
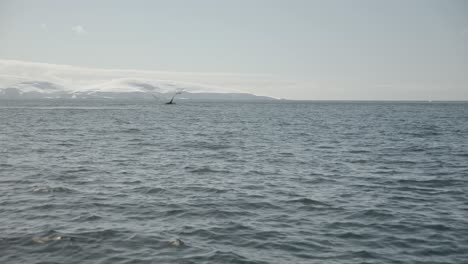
[{"left": 1, "top": 100, "right": 467, "bottom": 264}]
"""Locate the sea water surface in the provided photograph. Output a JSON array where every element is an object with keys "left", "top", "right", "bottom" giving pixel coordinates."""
[{"left": 1, "top": 100, "right": 467, "bottom": 264}]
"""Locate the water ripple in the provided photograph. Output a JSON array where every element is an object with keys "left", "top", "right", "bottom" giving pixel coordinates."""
[{"left": 1, "top": 100, "right": 467, "bottom": 264}]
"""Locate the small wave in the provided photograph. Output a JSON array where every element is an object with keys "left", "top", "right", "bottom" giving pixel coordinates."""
[
  {"left": 317, "top": 145, "right": 334, "bottom": 149},
  {"left": 422, "top": 223, "right": 453, "bottom": 231},
  {"left": 113, "top": 119, "right": 131, "bottom": 125},
  {"left": 349, "top": 250, "right": 378, "bottom": 259},
  {"left": 303, "top": 174, "right": 337, "bottom": 184},
  {"left": 349, "top": 159, "right": 370, "bottom": 164},
  {"left": 384, "top": 159, "right": 418, "bottom": 165},
  {"left": 347, "top": 208, "right": 396, "bottom": 221},
  {"left": 286, "top": 198, "right": 330, "bottom": 207},
  {"left": 212, "top": 222, "right": 253, "bottom": 233},
  {"left": 182, "top": 142, "right": 232, "bottom": 150},
  {"left": 62, "top": 167, "right": 93, "bottom": 174},
  {"left": 237, "top": 201, "right": 281, "bottom": 210},
  {"left": 326, "top": 221, "right": 367, "bottom": 229},
  {"left": 31, "top": 185, "right": 75, "bottom": 194},
  {"left": 134, "top": 186, "right": 166, "bottom": 194},
  {"left": 278, "top": 152, "right": 294, "bottom": 157},
  {"left": 55, "top": 142, "right": 75, "bottom": 147},
  {"left": 403, "top": 131, "right": 441, "bottom": 138},
  {"left": 0, "top": 179, "right": 34, "bottom": 184},
  {"left": 121, "top": 128, "right": 141, "bottom": 133},
  {"left": 208, "top": 209, "right": 253, "bottom": 218},
  {"left": 179, "top": 228, "right": 220, "bottom": 240},
  {"left": 258, "top": 239, "right": 329, "bottom": 254},
  {"left": 335, "top": 231, "right": 368, "bottom": 239},
  {"left": 395, "top": 185, "right": 443, "bottom": 194},
  {"left": 121, "top": 180, "right": 142, "bottom": 185},
  {"left": 246, "top": 170, "right": 279, "bottom": 176},
  {"left": 201, "top": 250, "right": 263, "bottom": 264},
  {"left": 126, "top": 138, "right": 144, "bottom": 143},
  {"left": 388, "top": 195, "right": 429, "bottom": 203},
  {"left": 70, "top": 214, "right": 102, "bottom": 222},
  {"left": 65, "top": 229, "right": 131, "bottom": 243},
  {"left": 348, "top": 149, "right": 370, "bottom": 154},
  {"left": 186, "top": 166, "right": 230, "bottom": 174},
  {"left": 396, "top": 178, "right": 462, "bottom": 188},
  {"left": 184, "top": 186, "right": 229, "bottom": 193},
  {"left": 403, "top": 146, "right": 426, "bottom": 152},
  {"left": 162, "top": 209, "right": 186, "bottom": 217}
]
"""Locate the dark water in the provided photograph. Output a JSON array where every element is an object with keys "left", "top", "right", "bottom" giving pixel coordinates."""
[{"left": 1, "top": 100, "right": 467, "bottom": 264}]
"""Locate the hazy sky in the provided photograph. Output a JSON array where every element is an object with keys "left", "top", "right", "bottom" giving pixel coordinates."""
[{"left": 0, "top": 0, "right": 467, "bottom": 100}]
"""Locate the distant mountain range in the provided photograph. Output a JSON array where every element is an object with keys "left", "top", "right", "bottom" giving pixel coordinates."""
[
  {"left": 0, "top": 81, "right": 274, "bottom": 101},
  {"left": 0, "top": 60, "right": 276, "bottom": 101}
]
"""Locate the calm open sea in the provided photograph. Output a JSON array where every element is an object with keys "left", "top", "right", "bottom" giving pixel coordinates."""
[{"left": 1, "top": 100, "right": 467, "bottom": 264}]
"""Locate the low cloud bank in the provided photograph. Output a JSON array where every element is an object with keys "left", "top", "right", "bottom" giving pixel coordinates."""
[{"left": 0, "top": 60, "right": 277, "bottom": 100}]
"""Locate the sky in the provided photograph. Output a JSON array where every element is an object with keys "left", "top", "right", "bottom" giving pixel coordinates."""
[{"left": 0, "top": 0, "right": 467, "bottom": 100}]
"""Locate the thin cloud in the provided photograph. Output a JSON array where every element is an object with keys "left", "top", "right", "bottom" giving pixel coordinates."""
[
  {"left": 0, "top": 59, "right": 272, "bottom": 95},
  {"left": 71, "top": 25, "right": 87, "bottom": 35},
  {"left": 40, "top": 23, "right": 48, "bottom": 31},
  {"left": 462, "top": 28, "right": 468, "bottom": 36}
]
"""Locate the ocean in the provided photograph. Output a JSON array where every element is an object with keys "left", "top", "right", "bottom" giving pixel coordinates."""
[{"left": 1, "top": 100, "right": 467, "bottom": 264}]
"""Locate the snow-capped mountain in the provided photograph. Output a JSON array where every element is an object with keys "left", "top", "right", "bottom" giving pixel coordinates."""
[{"left": 0, "top": 60, "right": 275, "bottom": 100}]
